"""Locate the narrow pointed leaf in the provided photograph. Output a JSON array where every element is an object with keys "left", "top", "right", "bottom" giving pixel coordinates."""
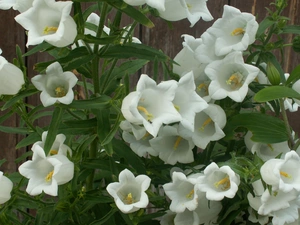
[{"left": 254, "top": 85, "right": 300, "bottom": 102}]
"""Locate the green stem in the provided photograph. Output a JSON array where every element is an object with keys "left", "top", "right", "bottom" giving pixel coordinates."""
[
  {"left": 279, "top": 99, "right": 295, "bottom": 148},
  {"left": 99, "top": 59, "right": 118, "bottom": 94},
  {"left": 66, "top": 109, "right": 82, "bottom": 120},
  {"left": 86, "top": 138, "right": 98, "bottom": 191},
  {"left": 16, "top": 103, "right": 36, "bottom": 132}
]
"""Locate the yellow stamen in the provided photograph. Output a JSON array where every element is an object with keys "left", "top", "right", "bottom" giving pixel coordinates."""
[
  {"left": 214, "top": 176, "right": 230, "bottom": 190},
  {"left": 280, "top": 171, "right": 292, "bottom": 178},
  {"left": 124, "top": 193, "right": 134, "bottom": 204},
  {"left": 231, "top": 28, "right": 245, "bottom": 36},
  {"left": 43, "top": 26, "right": 58, "bottom": 34},
  {"left": 187, "top": 3, "right": 192, "bottom": 9},
  {"left": 226, "top": 73, "right": 243, "bottom": 88},
  {"left": 55, "top": 86, "right": 66, "bottom": 97},
  {"left": 174, "top": 104, "right": 180, "bottom": 111},
  {"left": 137, "top": 106, "right": 153, "bottom": 121},
  {"left": 173, "top": 136, "right": 182, "bottom": 150},
  {"left": 49, "top": 149, "right": 58, "bottom": 155},
  {"left": 199, "top": 117, "right": 212, "bottom": 131},
  {"left": 45, "top": 170, "right": 54, "bottom": 182},
  {"left": 142, "top": 132, "right": 150, "bottom": 140},
  {"left": 267, "top": 144, "right": 274, "bottom": 151},
  {"left": 186, "top": 189, "right": 194, "bottom": 199}
]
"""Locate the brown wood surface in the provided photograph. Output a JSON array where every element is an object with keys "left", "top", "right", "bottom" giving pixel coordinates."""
[{"left": 0, "top": 1, "right": 300, "bottom": 173}]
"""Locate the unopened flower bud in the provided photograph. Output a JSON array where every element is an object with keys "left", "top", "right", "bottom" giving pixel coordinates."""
[
  {"left": 266, "top": 62, "right": 281, "bottom": 85},
  {"left": 292, "top": 36, "right": 300, "bottom": 53}
]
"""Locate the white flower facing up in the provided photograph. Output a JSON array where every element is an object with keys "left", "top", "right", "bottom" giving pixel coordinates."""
[
  {"left": 205, "top": 51, "right": 260, "bottom": 102},
  {"left": 158, "top": 0, "right": 213, "bottom": 27},
  {"left": 31, "top": 62, "right": 78, "bottom": 107},
  {"left": 207, "top": 5, "right": 258, "bottom": 56},
  {"left": 121, "top": 74, "right": 182, "bottom": 137},
  {"left": 0, "top": 50, "right": 25, "bottom": 95},
  {"left": 179, "top": 103, "right": 226, "bottom": 149},
  {"left": 0, "top": 0, "right": 33, "bottom": 12},
  {"left": 106, "top": 169, "right": 151, "bottom": 214},
  {"left": 18, "top": 135, "right": 74, "bottom": 196},
  {"left": 149, "top": 125, "right": 195, "bottom": 165},
  {"left": 123, "top": 0, "right": 165, "bottom": 12},
  {"left": 14, "top": 0, "right": 77, "bottom": 47},
  {"left": 0, "top": 171, "right": 13, "bottom": 204},
  {"left": 173, "top": 71, "right": 208, "bottom": 132},
  {"left": 196, "top": 162, "right": 240, "bottom": 201},
  {"left": 163, "top": 171, "right": 202, "bottom": 213},
  {"left": 260, "top": 150, "right": 300, "bottom": 192}
]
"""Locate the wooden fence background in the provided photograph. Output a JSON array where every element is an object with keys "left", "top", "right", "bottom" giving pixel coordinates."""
[{"left": 0, "top": 0, "right": 300, "bottom": 173}]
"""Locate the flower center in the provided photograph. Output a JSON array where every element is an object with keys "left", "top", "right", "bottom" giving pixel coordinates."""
[
  {"left": 43, "top": 26, "right": 58, "bottom": 35},
  {"left": 186, "top": 189, "right": 194, "bottom": 199},
  {"left": 214, "top": 175, "right": 230, "bottom": 190},
  {"left": 49, "top": 149, "right": 58, "bottom": 155},
  {"left": 45, "top": 170, "right": 54, "bottom": 182},
  {"left": 173, "top": 104, "right": 180, "bottom": 111},
  {"left": 280, "top": 170, "right": 292, "bottom": 179},
  {"left": 173, "top": 136, "right": 182, "bottom": 150},
  {"left": 231, "top": 27, "right": 245, "bottom": 36},
  {"left": 186, "top": 3, "right": 192, "bottom": 9},
  {"left": 137, "top": 106, "right": 153, "bottom": 122},
  {"left": 123, "top": 193, "right": 134, "bottom": 204},
  {"left": 199, "top": 117, "right": 212, "bottom": 131},
  {"left": 142, "top": 132, "right": 151, "bottom": 140},
  {"left": 267, "top": 144, "right": 274, "bottom": 151},
  {"left": 226, "top": 72, "right": 243, "bottom": 89},
  {"left": 55, "top": 86, "right": 66, "bottom": 97},
  {"left": 197, "top": 83, "right": 209, "bottom": 94}
]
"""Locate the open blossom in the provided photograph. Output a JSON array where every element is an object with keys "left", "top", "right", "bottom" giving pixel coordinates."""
[
  {"left": 106, "top": 169, "right": 151, "bottom": 214},
  {"left": 15, "top": 0, "right": 77, "bottom": 47},
  {"left": 0, "top": 0, "right": 33, "bottom": 12},
  {"left": 205, "top": 51, "right": 260, "bottom": 102},
  {"left": 196, "top": 162, "right": 240, "bottom": 201},
  {"left": 0, "top": 50, "right": 25, "bottom": 95},
  {"left": 158, "top": 0, "right": 213, "bottom": 27},
  {"left": 123, "top": 0, "right": 165, "bottom": 11},
  {"left": 207, "top": 5, "right": 258, "bottom": 56},
  {"left": 18, "top": 132, "right": 74, "bottom": 196},
  {"left": 31, "top": 62, "right": 78, "bottom": 107},
  {"left": 260, "top": 150, "right": 300, "bottom": 192},
  {"left": 0, "top": 171, "right": 13, "bottom": 204},
  {"left": 121, "top": 74, "right": 182, "bottom": 137}
]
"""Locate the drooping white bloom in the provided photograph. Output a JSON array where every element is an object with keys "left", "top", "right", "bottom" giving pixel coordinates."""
[
  {"left": 173, "top": 71, "right": 208, "bottom": 131},
  {"left": 18, "top": 134, "right": 74, "bottom": 196},
  {"left": 0, "top": 51, "right": 25, "bottom": 95},
  {"left": 0, "top": 171, "right": 13, "bottom": 204},
  {"left": 179, "top": 103, "right": 226, "bottom": 149},
  {"left": 121, "top": 74, "right": 182, "bottom": 137},
  {"left": 15, "top": 0, "right": 77, "bottom": 47},
  {"left": 123, "top": 0, "right": 165, "bottom": 12},
  {"left": 205, "top": 51, "right": 260, "bottom": 102},
  {"left": 0, "top": 0, "right": 33, "bottom": 12},
  {"left": 31, "top": 62, "right": 78, "bottom": 107},
  {"left": 207, "top": 5, "right": 258, "bottom": 56},
  {"left": 260, "top": 150, "right": 300, "bottom": 192},
  {"left": 196, "top": 162, "right": 240, "bottom": 201},
  {"left": 106, "top": 169, "right": 151, "bottom": 214},
  {"left": 244, "top": 131, "right": 290, "bottom": 161},
  {"left": 149, "top": 125, "right": 195, "bottom": 165},
  {"left": 163, "top": 171, "right": 203, "bottom": 213},
  {"left": 158, "top": 0, "right": 213, "bottom": 27}
]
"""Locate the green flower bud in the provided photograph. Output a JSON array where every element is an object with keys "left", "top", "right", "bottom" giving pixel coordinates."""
[
  {"left": 292, "top": 36, "right": 300, "bottom": 53},
  {"left": 266, "top": 62, "right": 281, "bottom": 85}
]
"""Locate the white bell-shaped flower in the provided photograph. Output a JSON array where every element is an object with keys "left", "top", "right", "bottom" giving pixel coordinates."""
[
  {"left": 205, "top": 51, "right": 260, "bottom": 102},
  {"left": 121, "top": 74, "right": 182, "bottom": 137},
  {"left": 0, "top": 171, "right": 13, "bottom": 204},
  {"left": 15, "top": 0, "right": 77, "bottom": 47},
  {"left": 106, "top": 169, "right": 151, "bottom": 214},
  {"left": 0, "top": 0, "right": 33, "bottom": 12},
  {"left": 31, "top": 62, "right": 78, "bottom": 107},
  {"left": 123, "top": 0, "right": 165, "bottom": 11},
  {"left": 207, "top": 5, "right": 258, "bottom": 56},
  {"left": 18, "top": 136, "right": 74, "bottom": 196},
  {"left": 196, "top": 162, "right": 240, "bottom": 201},
  {"left": 0, "top": 52, "right": 24, "bottom": 95},
  {"left": 260, "top": 150, "right": 300, "bottom": 192}
]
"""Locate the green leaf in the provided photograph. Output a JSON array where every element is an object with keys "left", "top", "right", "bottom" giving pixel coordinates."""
[
  {"left": 23, "top": 42, "right": 53, "bottom": 57},
  {"left": 254, "top": 85, "right": 300, "bottom": 102},
  {"left": 281, "top": 25, "right": 300, "bottom": 35},
  {"left": 89, "top": 207, "right": 118, "bottom": 225},
  {"left": 63, "top": 95, "right": 111, "bottom": 110},
  {"left": 44, "top": 106, "right": 64, "bottom": 155},
  {"left": 256, "top": 17, "right": 275, "bottom": 38},
  {"left": 100, "top": 43, "right": 170, "bottom": 62},
  {"left": 285, "top": 64, "right": 300, "bottom": 86},
  {"left": 223, "top": 113, "right": 289, "bottom": 143},
  {"left": 78, "top": 34, "right": 119, "bottom": 45},
  {"left": 0, "top": 126, "right": 29, "bottom": 134},
  {"left": 16, "top": 132, "right": 41, "bottom": 149}
]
